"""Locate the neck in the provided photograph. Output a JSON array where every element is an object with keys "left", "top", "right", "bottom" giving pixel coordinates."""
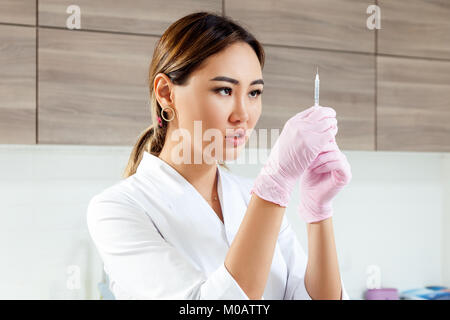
[{"left": 158, "top": 144, "right": 219, "bottom": 200}]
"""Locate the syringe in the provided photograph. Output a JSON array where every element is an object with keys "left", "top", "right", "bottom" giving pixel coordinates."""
[{"left": 314, "top": 66, "right": 320, "bottom": 107}]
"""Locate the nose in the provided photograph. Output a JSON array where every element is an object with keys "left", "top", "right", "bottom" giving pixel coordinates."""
[{"left": 229, "top": 98, "right": 249, "bottom": 124}]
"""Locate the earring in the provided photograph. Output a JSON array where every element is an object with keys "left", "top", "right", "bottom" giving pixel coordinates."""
[{"left": 161, "top": 105, "right": 175, "bottom": 122}]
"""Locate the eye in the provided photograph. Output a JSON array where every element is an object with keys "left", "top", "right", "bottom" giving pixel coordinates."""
[
  {"left": 213, "top": 87, "right": 263, "bottom": 98},
  {"left": 214, "top": 87, "right": 232, "bottom": 96},
  {"left": 249, "top": 89, "right": 263, "bottom": 98}
]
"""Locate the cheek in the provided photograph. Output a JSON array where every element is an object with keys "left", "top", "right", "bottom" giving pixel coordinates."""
[
  {"left": 193, "top": 94, "right": 221, "bottom": 117},
  {"left": 200, "top": 96, "right": 229, "bottom": 126},
  {"left": 176, "top": 85, "right": 211, "bottom": 118},
  {"left": 248, "top": 104, "right": 262, "bottom": 127}
]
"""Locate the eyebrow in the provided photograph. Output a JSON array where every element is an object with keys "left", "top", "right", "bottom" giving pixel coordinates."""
[{"left": 209, "top": 76, "right": 264, "bottom": 86}]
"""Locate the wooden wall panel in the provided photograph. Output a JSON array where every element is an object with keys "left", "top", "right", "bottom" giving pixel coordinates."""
[
  {"left": 226, "top": 0, "right": 375, "bottom": 53},
  {"left": 258, "top": 46, "right": 375, "bottom": 150},
  {"left": 377, "top": 56, "right": 450, "bottom": 152},
  {"left": 39, "top": 0, "right": 222, "bottom": 35},
  {"left": 0, "top": 1, "right": 445, "bottom": 151},
  {"left": 0, "top": 0, "right": 36, "bottom": 25},
  {"left": 0, "top": 25, "right": 36, "bottom": 144},
  {"left": 38, "top": 28, "right": 157, "bottom": 145},
  {"left": 378, "top": 0, "right": 450, "bottom": 60}
]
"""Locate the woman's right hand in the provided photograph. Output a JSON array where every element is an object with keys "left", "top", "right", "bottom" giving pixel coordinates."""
[{"left": 250, "top": 105, "right": 338, "bottom": 207}]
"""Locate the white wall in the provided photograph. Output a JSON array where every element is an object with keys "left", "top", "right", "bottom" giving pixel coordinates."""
[
  {"left": 230, "top": 148, "right": 449, "bottom": 300},
  {"left": 0, "top": 144, "right": 449, "bottom": 299},
  {"left": 442, "top": 154, "right": 450, "bottom": 287},
  {"left": 0, "top": 144, "right": 131, "bottom": 299}
]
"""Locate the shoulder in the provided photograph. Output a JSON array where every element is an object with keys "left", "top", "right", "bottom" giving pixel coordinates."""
[
  {"left": 88, "top": 176, "right": 137, "bottom": 207},
  {"left": 86, "top": 176, "right": 148, "bottom": 228}
]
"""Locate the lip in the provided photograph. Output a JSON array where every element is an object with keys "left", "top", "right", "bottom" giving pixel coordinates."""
[
  {"left": 225, "top": 127, "right": 246, "bottom": 138},
  {"left": 224, "top": 128, "right": 247, "bottom": 147},
  {"left": 225, "top": 135, "right": 246, "bottom": 147}
]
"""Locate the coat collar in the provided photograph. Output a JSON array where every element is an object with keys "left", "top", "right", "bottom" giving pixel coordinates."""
[
  {"left": 135, "top": 151, "right": 245, "bottom": 246},
  {"left": 136, "top": 151, "right": 221, "bottom": 198}
]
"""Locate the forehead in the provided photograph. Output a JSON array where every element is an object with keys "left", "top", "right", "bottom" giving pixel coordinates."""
[{"left": 192, "top": 42, "right": 262, "bottom": 84}]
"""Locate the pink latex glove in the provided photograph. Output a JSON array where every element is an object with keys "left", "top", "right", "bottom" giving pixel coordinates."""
[
  {"left": 298, "top": 141, "right": 352, "bottom": 223},
  {"left": 251, "top": 105, "right": 338, "bottom": 207}
]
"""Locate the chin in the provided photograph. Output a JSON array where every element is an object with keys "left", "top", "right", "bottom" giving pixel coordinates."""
[
  {"left": 222, "top": 145, "right": 244, "bottom": 162},
  {"left": 201, "top": 142, "right": 245, "bottom": 164}
]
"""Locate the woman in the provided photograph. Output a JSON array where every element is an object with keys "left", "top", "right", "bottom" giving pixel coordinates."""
[{"left": 87, "top": 11, "right": 352, "bottom": 300}]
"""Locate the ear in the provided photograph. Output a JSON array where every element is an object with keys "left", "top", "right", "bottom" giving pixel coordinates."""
[{"left": 154, "top": 73, "right": 175, "bottom": 108}]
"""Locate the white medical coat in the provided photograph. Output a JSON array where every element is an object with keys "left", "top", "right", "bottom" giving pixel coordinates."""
[{"left": 86, "top": 151, "right": 350, "bottom": 300}]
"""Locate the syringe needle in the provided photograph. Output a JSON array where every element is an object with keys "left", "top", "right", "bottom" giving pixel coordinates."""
[{"left": 314, "top": 66, "right": 320, "bottom": 106}]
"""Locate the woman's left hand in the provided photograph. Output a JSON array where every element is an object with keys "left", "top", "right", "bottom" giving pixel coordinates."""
[{"left": 298, "top": 141, "right": 352, "bottom": 223}]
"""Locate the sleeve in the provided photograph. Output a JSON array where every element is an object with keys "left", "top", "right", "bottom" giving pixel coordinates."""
[
  {"left": 277, "top": 215, "right": 350, "bottom": 300},
  {"left": 86, "top": 194, "right": 250, "bottom": 300}
]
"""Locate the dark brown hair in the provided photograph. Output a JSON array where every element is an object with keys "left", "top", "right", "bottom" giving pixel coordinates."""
[{"left": 123, "top": 11, "right": 265, "bottom": 178}]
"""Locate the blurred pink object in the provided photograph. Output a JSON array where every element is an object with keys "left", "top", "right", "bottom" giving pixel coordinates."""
[
  {"left": 365, "top": 288, "right": 399, "bottom": 300},
  {"left": 298, "top": 140, "right": 352, "bottom": 223},
  {"left": 251, "top": 105, "right": 337, "bottom": 207}
]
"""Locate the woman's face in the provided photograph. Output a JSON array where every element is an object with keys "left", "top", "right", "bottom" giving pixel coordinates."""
[{"left": 161, "top": 41, "right": 263, "bottom": 164}]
